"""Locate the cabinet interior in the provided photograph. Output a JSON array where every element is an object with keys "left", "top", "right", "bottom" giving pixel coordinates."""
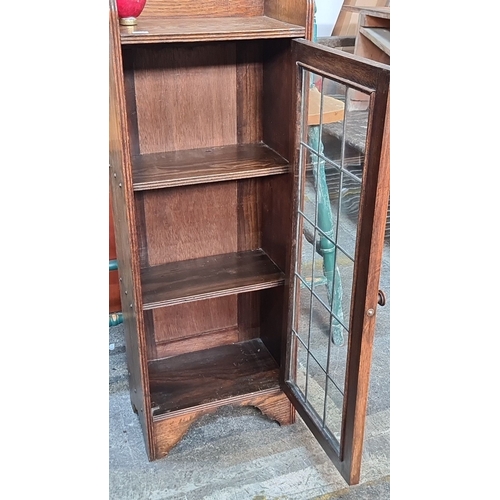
[{"left": 120, "top": 37, "right": 296, "bottom": 419}]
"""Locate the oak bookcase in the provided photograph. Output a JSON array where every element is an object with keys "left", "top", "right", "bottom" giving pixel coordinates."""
[{"left": 109, "top": 0, "right": 390, "bottom": 485}]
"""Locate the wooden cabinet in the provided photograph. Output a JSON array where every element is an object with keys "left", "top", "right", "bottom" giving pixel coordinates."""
[{"left": 109, "top": 0, "right": 389, "bottom": 485}]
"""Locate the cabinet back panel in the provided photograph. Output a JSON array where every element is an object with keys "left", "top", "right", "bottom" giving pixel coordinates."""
[
  {"left": 142, "top": 0, "right": 264, "bottom": 18},
  {"left": 148, "top": 291, "right": 266, "bottom": 360},
  {"left": 150, "top": 296, "right": 239, "bottom": 360},
  {"left": 262, "top": 39, "right": 294, "bottom": 161},
  {"left": 130, "top": 43, "right": 238, "bottom": 153},
  {"left": 152, "top": 297, "right": 237, "bottom": 345},
  {"left": 155, "top": 327, "right": 241, "bottom": 359},
  {"left": 142, "top": 292, "right": 283, "bottom": 364},
  {"left": 259, "top": 287, "right": 285, "bottom": 364},
  {"left": 261, "top": 173, "right": 293, "bottom": 271},
  {"left": 237, "top": 178, "right": 261, "bottom": 251},
  {"left": 236, "top": 41, "right": 263, "bottom": 144},
  {"left": 123, "top": 41, "right": 264, "bottom": 154},
  {"left": 141, "top": 182, "right": 238, "bottom": 266}
]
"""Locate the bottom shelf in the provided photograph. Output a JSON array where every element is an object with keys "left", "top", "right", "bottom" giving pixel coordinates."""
[{"left": 149, "top": 338, "right": 280, "bottom": 418}]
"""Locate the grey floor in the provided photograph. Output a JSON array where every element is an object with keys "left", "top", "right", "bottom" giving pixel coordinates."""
[{"left": 109, "top": 239, "right": 389, "bottom": 499}]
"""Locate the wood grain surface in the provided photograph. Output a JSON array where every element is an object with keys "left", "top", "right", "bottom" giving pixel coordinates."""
[
  {"left": 141, "top": 182, "right": 238, "bottom": 267},
  {"left": 141, "top": 0, "right": 263, "bottom": 19},
  {"left": 129, "top": 42, "right": 237, "bottom": 154},
  {"left": 120, "top": 16, "right": 305, "bottom": 44},
  {"left": 151, "top": 387, "right": 294, "bottom": 460},
  {"left": 148, "top": 339, "right": 280, "bottom": 414},
  {"left": 236, "top": 41, "right": 264, "bottom": 144},
  {"left": 132, "top": 143, "right": 289, "bottom": 190},
  {"left": 141, "top": 249, "right": 285, "bottom": 309},
  {"left": 154, "top": 326, "right": 240, "bottom": 360},
  {"left": 265, "top": 0, "right": 313, "bottom": 39},
  {"left": 109, "top": 0, "right": 153, "bottom": 456},
  {"left": 151, "top": 297, "right": 238, "bottom": 344}
]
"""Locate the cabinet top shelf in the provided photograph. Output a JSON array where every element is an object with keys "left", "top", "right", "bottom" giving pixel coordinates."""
[{"left": 120, "top": 16, "right": 306, "bottom": 44}]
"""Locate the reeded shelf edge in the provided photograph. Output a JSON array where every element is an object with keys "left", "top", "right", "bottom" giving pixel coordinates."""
[
  {"left": 143, "top": 279, "right": 285, "bottom": 310},
  {"left": 132, "top": 143, "right": 290, "bottom": 191},
  {"left": 120, "top": 15, "right": 306, "bottom": 44},
  {"left": 141, "top": 249, "right": 285, "bottom": 310}
]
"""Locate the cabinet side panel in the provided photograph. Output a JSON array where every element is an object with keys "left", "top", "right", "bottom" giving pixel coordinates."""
[
  {"left": 259, "top": 174, "right": 294, "bottom": 364},
  {"left": 109, "top": 191, "right": 122, "bottom": 313},
  {"left": 133, "top": 191, "right": 150, "bottom": 268},
  {"left": 122, "top": 49, "right": 140, "bottom": 156},
  {"left": 142, "top": 183, "right": 238, "bottom": 266},
  {"left": 132, "top": 43, "right": 237, "bottom": 154},
  {"left": 109, "top": 1, "right": 153, "bottom": 457},
  {"left": 260, "top": 39, "right": 297, "bottom": 372},
  {"left": 265, "top": 0, "right": 314, "bottom": 39},
  {"left": 142, "top": 0, "right": 264, "bottom": 18},
  {"left": 259, "top": 287, "right": 285, "bottom": 363},
  {"left": 262, "top": 39, "right": 295, "bottom": 161},
  {"left": 238, "top": 291, "right": 261, "bottom": 342},
  {"left": 237, "top": 179, "right": 261, "bottom": 341},
  {"left": 261, "top": 175, "right": 293, "bottom": 271}
]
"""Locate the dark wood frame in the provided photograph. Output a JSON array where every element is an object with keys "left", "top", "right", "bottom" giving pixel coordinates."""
[{"left": 283, "top": 39, "right": 390, "bottom": 485}]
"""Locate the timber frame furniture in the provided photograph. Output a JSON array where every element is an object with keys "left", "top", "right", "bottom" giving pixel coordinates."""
[{"left": 109, "top": 0, "right": 389, "bottom": 485}]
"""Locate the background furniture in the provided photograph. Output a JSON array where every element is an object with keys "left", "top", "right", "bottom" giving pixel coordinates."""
[
  {"left": 317, "top": 2, "right": 390, "bottom": 239},
  {"left": 332, "top": 0, "right": 389, "bottom": 37}
]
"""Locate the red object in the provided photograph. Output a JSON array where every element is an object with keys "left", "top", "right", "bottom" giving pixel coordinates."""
[{"left": 116, "top": 0, "right": 146, "bottom": 19}]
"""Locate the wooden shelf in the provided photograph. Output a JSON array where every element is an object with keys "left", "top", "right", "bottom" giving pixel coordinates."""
[
  {"left": 120, "top": 16, "right": 306, "bottom": 44},
  {"left": 132, "top": 143, "right": 290, "bottom": 191},
  {"left": 359, "top": 27, "right": 389, "bottom": 56},
  {"left": 358, "top": 7, "right": 390, "bottom": 20},
  {"left": 141, "top": 249, "right": 285, "bottom": 310},
  {"left": 149, "top": 338, "right": 280, "bottom": 417}
]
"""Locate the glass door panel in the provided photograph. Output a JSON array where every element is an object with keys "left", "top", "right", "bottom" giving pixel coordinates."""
[{"left": 285, "top": 39, "right": 390, "bottom": 486}]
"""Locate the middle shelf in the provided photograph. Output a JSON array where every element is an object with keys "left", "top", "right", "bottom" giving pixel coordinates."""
[
  {"left": 132, "top": 143, "right": 290, "bottom": 191},
  {"left": 141, "top": 249, "right": 285, "bottom": 310}
]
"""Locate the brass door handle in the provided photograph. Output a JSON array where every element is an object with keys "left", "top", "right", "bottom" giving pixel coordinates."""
[{"left": 378, "top": 290, "right": 386, "bottom": 306}]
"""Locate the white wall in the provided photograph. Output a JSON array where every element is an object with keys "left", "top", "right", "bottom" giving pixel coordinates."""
[{"left": 315, "top": 0, "right": 343, "bottom": 37}]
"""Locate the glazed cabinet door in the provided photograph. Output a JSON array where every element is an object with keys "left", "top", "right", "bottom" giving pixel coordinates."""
[{"left": 284, "top": 39, "right": 390, "bottom": 485}]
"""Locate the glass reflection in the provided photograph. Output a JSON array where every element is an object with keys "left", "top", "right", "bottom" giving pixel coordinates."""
[{"left": 289, "top": 68, "right": 372, "bottom": 447}]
